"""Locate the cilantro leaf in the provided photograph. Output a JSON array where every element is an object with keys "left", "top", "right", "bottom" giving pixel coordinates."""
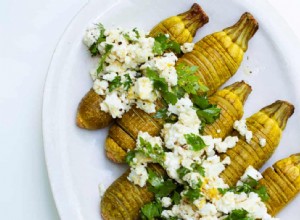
[
  {"left": 97, "top": 44, "right": 113, "bottom": 74},
  {"left": 177, "top": 167, "right": 190, "bottom": 179},
  {"left": 191, "top": 94, "right": 221, "bottom": 125},
  {"left": 89, "top": 23, "right": 106, "bottom": 56},
  {"left": 145, "top": 68, "right": 178, "bottom": 105},
  {"left": 176, "top": 63, "right": 208, "bottom": 95},
  {"left": 108, "top": 76, "right": 122, "bottom": 92},
  {"left": 171, "top": 191, "right": 181, "bottom": 205},
  {"left": 218, "top": 176, "right": 269, "bottom": 202},
  {"left": 139, "top": 137, "right": 165, "bottom": 164},
  {"left": 196, "top": 107, "right": 221, "bottom": 124},
  {"left": 147, "top": 168, "right": 164, "bottom": 188},
  {"left": 141, "top": 201, "right": 162, "bottom": 220},
  {"left": 191, "top": 95, "right": 211, "bottom": 109},
  {"left": 153, "top": 108, "right": 168, "bottom": 119},
  {"left": 184, "top": 188, "right": 201, "bottom": 202},
  {"left": 125, "top": 150, "right": 136, "bottom": 165},
  {"left": 147, "top": 168, "right": 177, "bottom": 198},
  {"left": 123, "top": 74, "right": 133, "bottom": 91},
  {"left": 184, "top": 133, "right": 206, "bottom": 151},
  {"left": 152, "top": 33, "right": 181, "bottom": 55},
  {"left": 133, "top": 28, "right": 140, "bottom": 39},
  {"left": 225, "top": 209, "right": 254, "bottom": 220},
  {"left": 191, "top": 163, "right": 205, "bottom": 177}
]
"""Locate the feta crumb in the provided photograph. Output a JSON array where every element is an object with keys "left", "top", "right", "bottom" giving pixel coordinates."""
[
  {"left": 127, "top": 164, "right": 148, "bottom": 187},
  {"left": 93, "top": 79, "right": 108, "bottom": 95},
  {"left": 217, "top": 129, "right": 221, "bottom": 134},
  {"left": 259, "top": 138, "right": 266, "bottom": 147},
  {"left": 83, "top": 25, "right": 100, "bottom": 47},
  {"left": 239, "top": 166, "right": 263, "bottom": 183},
  {"left": 181, "top": 42, "right": 195, "bottom": 53},
  {"left": 198, "top": 203, "right": 217, "bottom": 216},
  {"left": 100, "top": 92, "right": 130, "bottom": 118},
  {"left": 134, "top": 77, "right": 156, "bottom": 101},
  {"left": 215, "top": 136, "right": 238, "bottom": 153},
  {"left": 233, "top": 119, "right": 253, "bottom": 143},
  {"left": 161, "top": 197, "right": 172, "bottom": 208}
]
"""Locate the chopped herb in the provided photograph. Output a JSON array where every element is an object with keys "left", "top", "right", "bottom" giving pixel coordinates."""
[
  {"left": 147, "top": 168, "right": 164, "bottom": 188},
  {"left": 89, "top": 23, "right": 106, "bottom": 56},
  {"left": 184, "top": 133, "right": 206, "bottom": 151},
  {"left": 147, "top": 168, "right": 177, "bottom": 198},
  {"left": 225, "top": 209, "right": 254, "bottom": 220},
  {"left": 191, "top": 95, "right": 211, "bottom": 109},
  {"left": 97, "top": 44, "right": 113, "bottom": 74},
  {"left": 177, "top": 167, "right": 190, "bottom": 179},
  {"left": 145, "top": 68, "right": 178, "bottom": 105},
  {"left": 139, "top": 137, "right": 165, "bottom": 164},
  {"left": 191, "top": 95, "right": 221, "bottom": 125},
  {"left": 171, "top": 191, "right": 181, "bottom": 205},
  {"left": 141, "top": 200, "right": 162, "bottom": 220},
  {"left": 152, "top": 33, "right": 181, "bottom": 55},
  {"left": 123, "top": 74, "right": 133, "bottom": 91},
  {"left": 125, "top": 150, "right": 137, "bottom": 165},
  {"left": 218, "top": 176, "right": 269, "bottom": 202},
  {"left": 191, "top": 163, "right": 205, "bottom": 177},
  {"left": 176, "top": 63, "right": 208, "bottom": 95},
  {"left": 196, "top": 107, "right": 221, "bottom": 124},
  {"left": 153, "top": 108, "right": 168, "bottom": 119},
  {"left": 108, "top": 76, "right": 122, "bottom": 92},
  {"left": 184, "top": 188, "right": 201, "bottom": 202},
  {"left": 133, "top": 28, "right": 140, "bottom": 39}
]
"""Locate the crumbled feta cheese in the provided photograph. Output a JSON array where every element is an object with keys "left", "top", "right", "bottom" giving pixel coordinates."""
[
  {"left": 100, "top": 92, "right": 130, "bottom": 118},
  {"left": 259, "top": 138, "right": 266, "bottom": 147},
  {"left": 215, "top": 136, "right": 238, "bottom": 153},
  {"left": 136, "top": 100, "right": 156, "bottom": 113},
  {"left": 217, "top": 129, "right": 221, "bottom": 134},
  {"left": 198, "top": 203, "right": 217, "bottom": 216},
  {"left": 93, "top": 79, "right": 108, "bottom": 95},
  {"left": 161, "top": 197, "right": 172, "bottom": 208},
  {"left": 233, "top": 119, "right": 253, "bottom": 143},
  {"left": 134, "top": 77, "right": 157, "bottom": 101},
  {"left": 164, "top": 152, "right": 181, "bottom": 181},
  {"left": 127, "top": 164, "right": 148, "bottom": 187},
  {"left": 83, "top": 25, "right": 100, "bottom": 47},
  {"left": 239, "top": 165, "right": 263, "bottom": 183},
  {"left": 102, "top": 72, "right": 118, "bottom": 82},
  {"left": 136, "top": 131, "right": 163, "bottom": 149},
  {"left": 182, "top": 172, "right": 201, "bottom": 188},
  {"left": 168, "top": 95, "right": 194, "bottom": 115},
  {"left": 202, "top": 155, "right": 226, "bottom": 178},
  {"left": 181, "top": 42, "right": 195, "bottom": 53}
]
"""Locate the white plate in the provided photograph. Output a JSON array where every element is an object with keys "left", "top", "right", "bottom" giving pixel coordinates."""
[{"left": 43, "top": 0, "right": 300, "bottom": 219}]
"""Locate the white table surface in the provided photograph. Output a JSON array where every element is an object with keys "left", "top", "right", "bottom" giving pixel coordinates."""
[{"left": 0, "top": 0, "right": 299, "bottom": 219}]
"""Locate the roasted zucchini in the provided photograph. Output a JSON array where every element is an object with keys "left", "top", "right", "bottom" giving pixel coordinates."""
[
  {"left": 76, "top": 4, "right": 209, "bottom": 130},
  {"left": 260, "top": 154, "right": 300, "bottom": 216},
  {"left": 220, "top": 100, "right": 295, "bottom": 186},
  {"left": 106, "top": 81, "right": 252, "bottom": 163}
]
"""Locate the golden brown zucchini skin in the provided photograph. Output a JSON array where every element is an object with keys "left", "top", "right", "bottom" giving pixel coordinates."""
[
  {"left": 76, "top": 89, "right": 112, "bottom": 130},
  {"left": 101, "top": 164, "right": 165, "bottom": 220},
  {"left": 105, "top": 81, "right": 252, "bottom": 163},
  {"left": 178, "top": 12, "right": 258, "bottom": 96},
  {"left": 76, "top": 4, "right": 209, "bottom": 130},
  {"left": 260, "top": 154, "right": 300, "bottom": 216},
  {"left": 104, "top": 12, "right": 259, "bottom": 162},
  {"left": 220, "top": 100, "right": 295, "bottom": 186},
  {"left": 101, "top": 81, "right": 251, "bottom": 219},
  {"left": 150, "top": 3, "right": 209, "bottom": 44}
]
